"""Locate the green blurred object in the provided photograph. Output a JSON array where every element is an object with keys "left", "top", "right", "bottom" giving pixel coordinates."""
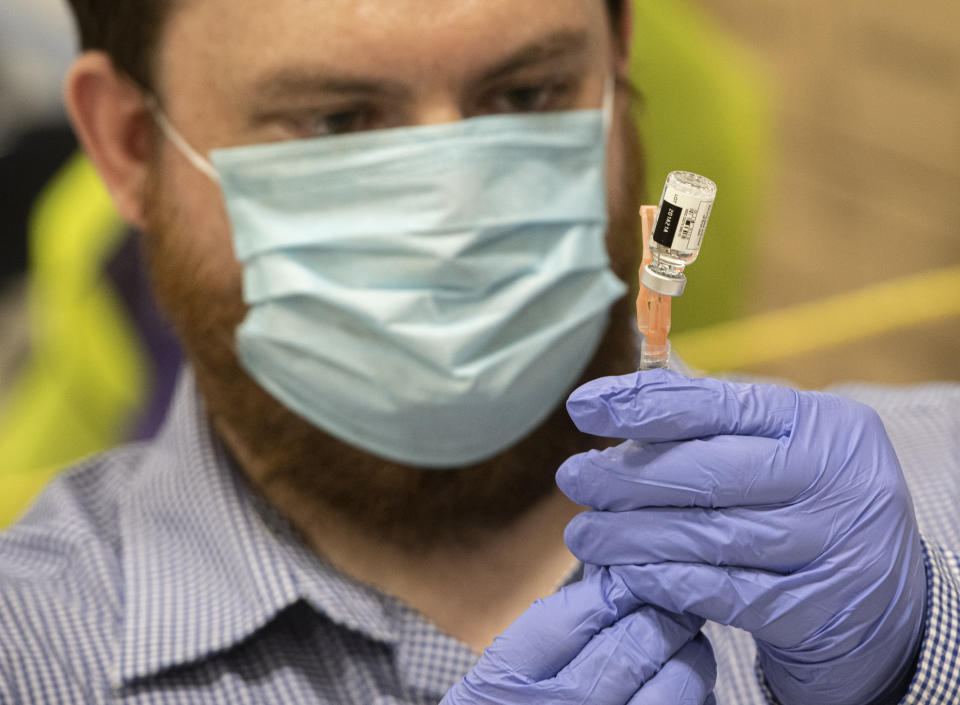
[
  {"left": 630, "top": 0, "right": 772, "bottom": 331},
  {"left": 0, "top": 154, "right": 146, "bottom": 528}
]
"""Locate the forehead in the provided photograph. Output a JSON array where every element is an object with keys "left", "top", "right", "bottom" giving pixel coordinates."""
[{"left": 157, "top": 0, "right": 610, "bottom": 90}]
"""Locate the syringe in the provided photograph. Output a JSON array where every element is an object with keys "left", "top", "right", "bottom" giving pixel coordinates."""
[{"left": 637, "top": 171, "right": 717, "bottom": 370}]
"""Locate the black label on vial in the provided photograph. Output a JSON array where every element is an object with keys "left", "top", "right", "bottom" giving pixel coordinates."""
[{"left": 653, "top": 202, "right": 683, "bottom": 248}]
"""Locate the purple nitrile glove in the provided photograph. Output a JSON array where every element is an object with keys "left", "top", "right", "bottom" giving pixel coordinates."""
[
  {"left": 440, "top": 567, "right": 716, "bottom": 705},
  {"left": 557, "top": 369, "right": 926, "bottom": 705}
]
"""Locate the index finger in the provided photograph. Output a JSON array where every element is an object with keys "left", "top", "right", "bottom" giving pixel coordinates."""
[{"left": 566, "top": 369, "right": 798, "bottom": 442}]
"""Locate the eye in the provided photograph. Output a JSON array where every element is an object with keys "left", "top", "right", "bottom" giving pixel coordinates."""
[
  {"left": 274, "top": 106, "right": 380, "bottom": 139},
  {"left": 307, "top": 109, "right": 375, "bottom": 137},
  {"left": 486, "top": 81, "right": 574, "bottom": 115}
]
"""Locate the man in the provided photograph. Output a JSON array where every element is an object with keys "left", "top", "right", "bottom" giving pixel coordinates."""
[{"left": 1, "top": 1, "right": 958, "bottom": 703}]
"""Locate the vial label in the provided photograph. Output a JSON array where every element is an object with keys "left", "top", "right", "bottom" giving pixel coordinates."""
[{"left": 652, "top": 187, "right": 713, "bottom": 253}]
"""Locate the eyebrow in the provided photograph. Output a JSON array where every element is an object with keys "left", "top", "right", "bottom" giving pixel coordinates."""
[
  {"left": 249, "top": 29, "right": 592, "bottom": 102},
  {"left": 474, "top": 30, "right": 592, "bottom": 83},
  {"left": 250, "top": 74, "right": 408, "bottom": 102}
]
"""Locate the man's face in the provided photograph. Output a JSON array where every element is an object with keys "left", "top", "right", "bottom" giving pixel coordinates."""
[
  {"left": 143, "top": 0, "right": 641, "bottom": 547},
  {"left": 150, "top": 0, "right": 628, "bottom": 275}
]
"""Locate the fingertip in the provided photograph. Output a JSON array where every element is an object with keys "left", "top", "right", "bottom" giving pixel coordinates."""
[
  {"left": 554, "top": 453, "right": 583, "bottom": 502},
  {"left": 568, "top": 370, "right": 687, "bottom": 407},
  {"left": 567, "top": 373, "right": 637, "bottom": 406},
  {"left": 555, "top": 447, "right": 611, "bottom": 506},
  {"left": 562, "top": 512, "right": 590, "bottom": 560},
  {"left": 565, "top": 388, "right": 610, "bottom": 436},
  {"left": 566, "top": 372, "right": 643, "bottom": 427},
  {"left": 566, "top": 369, "right": 696, "bottom": 438}
]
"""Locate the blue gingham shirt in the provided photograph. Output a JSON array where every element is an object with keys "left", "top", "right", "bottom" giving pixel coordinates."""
[{"left": 1, "top": 370, "right": 959, "bottom": 704}]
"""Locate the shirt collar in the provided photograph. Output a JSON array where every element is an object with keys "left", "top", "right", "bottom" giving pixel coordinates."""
[{"left": 114, "top": 369, "right": 402, "bottom": 687}]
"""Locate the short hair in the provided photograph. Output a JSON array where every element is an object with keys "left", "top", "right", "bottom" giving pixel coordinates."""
[
  {"left": 66, "top": 0, "right": 626, "bottom": 91},
  {"left": 67, "top": 0, "right": 170, "bottom": 90}
]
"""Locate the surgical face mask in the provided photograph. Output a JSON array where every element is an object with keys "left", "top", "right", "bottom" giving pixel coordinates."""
[{"left": 148, "top": 90, "right": 627, "bottom": 468}]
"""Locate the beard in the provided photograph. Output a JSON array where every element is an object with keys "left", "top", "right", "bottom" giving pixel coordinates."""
[{"left": 142, "top": 100, "right": 643, "bottom": 551}]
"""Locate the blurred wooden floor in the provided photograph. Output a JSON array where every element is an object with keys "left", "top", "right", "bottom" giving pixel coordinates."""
[{"left": 689, "top": 0, "right": 960, "bottom": 387}]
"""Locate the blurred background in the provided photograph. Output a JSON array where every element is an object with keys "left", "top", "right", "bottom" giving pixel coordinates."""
[
  {"left": 1, "top": 0, "right": 76, "bottom": 405},
  {"left": 671, "top": 0, "right": 960, "bottom": 387},
  {"left": 0, "top": 0, "right": 957, "bottom": 519}
]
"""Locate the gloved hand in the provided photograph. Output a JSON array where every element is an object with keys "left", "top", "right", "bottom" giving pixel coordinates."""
[
  {"left": 557, "top": 369, "right": 927, "bottom": 705},
  {"left": 440, "top": 567, "right": 716, "bottom": 705}
]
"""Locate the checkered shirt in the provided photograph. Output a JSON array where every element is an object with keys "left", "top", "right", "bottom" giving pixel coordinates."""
[{"left": 1, "top": 371, "right": 958, "bottom": 704}]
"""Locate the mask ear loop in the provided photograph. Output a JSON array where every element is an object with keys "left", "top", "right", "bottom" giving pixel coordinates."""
[
  {"left": 601, "top": 74, "right": 616, "bottom": 139},
  {"left": 144, "top": 95, "right": 221, "bottom": 183}
]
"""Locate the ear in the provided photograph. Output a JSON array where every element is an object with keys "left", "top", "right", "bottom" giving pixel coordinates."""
[{"left": 64, "top": 52, "right": 153, "bottom": 229}]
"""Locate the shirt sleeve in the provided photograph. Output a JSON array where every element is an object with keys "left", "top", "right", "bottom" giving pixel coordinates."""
[
  {"left": 901, "top": 538, "right": 960, "bottom": 704},
  {"left": 755, "top": 536, "right": 960, "bottom": 705}
]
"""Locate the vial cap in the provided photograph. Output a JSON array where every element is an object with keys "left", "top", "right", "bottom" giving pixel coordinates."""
[
  {"left": 641, "top": 266, "right": 686, "bottom": 297},
  {"left": 666, "top": 171, "right": 717, "bottom": 200}
]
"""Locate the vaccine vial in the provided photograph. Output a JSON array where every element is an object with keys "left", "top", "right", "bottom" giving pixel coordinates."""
[{"left": 641, "top": 171, "right": 717, "bottom": 297}]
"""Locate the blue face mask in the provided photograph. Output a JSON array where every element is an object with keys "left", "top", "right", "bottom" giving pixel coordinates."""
[{"left": 150, "top": 99, "right": 627, "bottom": 468}]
